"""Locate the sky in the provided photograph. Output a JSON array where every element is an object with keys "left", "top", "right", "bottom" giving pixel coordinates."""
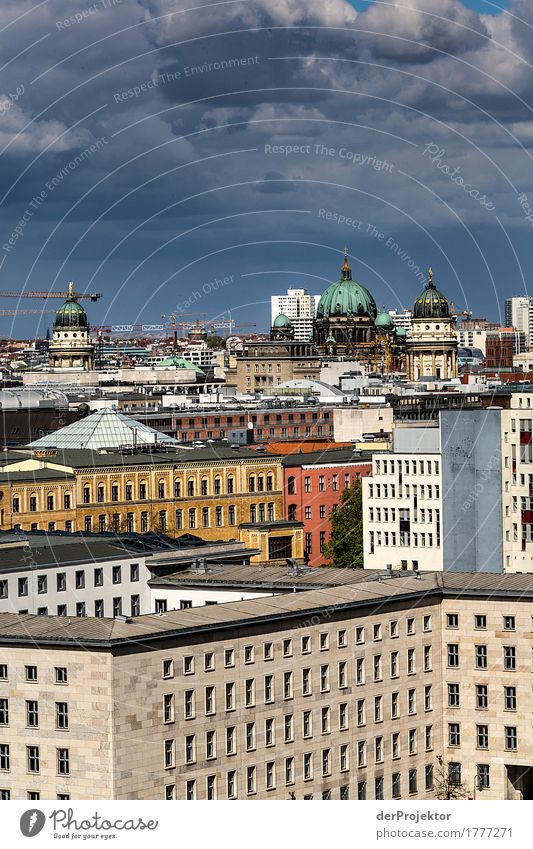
[{"left": 1, "top": 0, "right": 533, "bottom": 337}]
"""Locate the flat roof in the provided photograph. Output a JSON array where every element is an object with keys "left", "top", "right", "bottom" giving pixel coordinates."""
[
  {"left": 1, "top": 571, "right": 533, "bottom": 648},
  {"left": 149, "top": 563, "right": 375, "bottom": 591},
  {"left": 20, "top": 444, "right": 278, "bottom": 468}
]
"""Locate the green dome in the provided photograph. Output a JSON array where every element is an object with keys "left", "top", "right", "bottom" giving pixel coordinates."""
[
  {"left": 395, "top": 326, "right": 407, "bottom": 338},
  {"left": 325, "top": 334, "right": 336, "bottom": 344},
  {"left": 375, "top": 309, "right": 394, "bottom": 332},
  {"left": 316, "top": 255, "right": 377, "bottom": 320},
  {"left": 54, "top": 284, "right": 88, "bottom": 329},
  {"left": 413, "top": 269, "right": 450, "bottom": 319},
  {"left": 272, "top": 313, "right": 292, "bottom": 328}
]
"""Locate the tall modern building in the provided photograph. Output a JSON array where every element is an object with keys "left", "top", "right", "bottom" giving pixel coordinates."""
[
  {"left": 505, "top": 297, "right": 533, "bottom": 349},
  {"left": 270, "top": 288, "right": 319, "bottom": 342}
]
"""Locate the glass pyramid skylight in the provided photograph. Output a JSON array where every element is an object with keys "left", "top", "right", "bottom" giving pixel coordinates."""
[{"left": 27, "top": 408, "right": 179, "bottom": 451}]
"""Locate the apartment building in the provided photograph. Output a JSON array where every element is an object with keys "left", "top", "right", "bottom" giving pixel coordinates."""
[
  {"left": 283, "top": 447, "right": 372, "bottom": 565},
  {"left": 271, "top": 289, "right": 319, "bottom": 342},
  {"left": 363, "top": 409, "right": 503, "bottom": 572},
  {"left": 0, "top": 572, "right": 532, "bottom": 800}
]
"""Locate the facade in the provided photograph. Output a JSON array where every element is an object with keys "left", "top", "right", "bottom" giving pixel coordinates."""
[
  {"left": 132, "top": 405, "right": 336, "bottom": 443},
  {"left": 48, "top": 284, "right": 94, "bottom": 370},
  {"left": 363, "top": 409, "right": 504, "bottom": 573},
  {"left": 484, "top": 331, "right": 514, "bottom": 369},
  {"left": 332, "top": 405, "right": 393, "bottom": 442},
  {"left": 406, "top": 270, "right": 458, "bottom": 381},
  {"left": 1, "top": 572, "right": 533, "bottom": 800},
  {"left": 271, "top": 289, "right": 319, "bottom": 342},
  {"left": 224, "top": 341, "right": 322, "bottom": 393},
  {"left": 283, "top": 448, "right": 372, "bottom": 565}
]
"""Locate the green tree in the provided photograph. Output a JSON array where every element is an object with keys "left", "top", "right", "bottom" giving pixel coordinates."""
[
  {"left": 206, "top": 333, "right": 225, "bottom": 349},
  {"left": 322, "top": 479, "right": 363, "bottom": 568}
]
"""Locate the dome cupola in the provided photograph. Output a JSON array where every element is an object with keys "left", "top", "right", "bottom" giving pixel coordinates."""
[
  {"left": 316, "top": 252, "right": 377, "bottom": 320},
  {"left": 54, "top": 282, "right": 88, "bottom": 328},
  {"left": 412, "top": 268, "right": 450, "bottom": 319}
]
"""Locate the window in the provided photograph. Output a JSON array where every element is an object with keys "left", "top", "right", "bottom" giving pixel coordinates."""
[
  {"left": 504, "top": 646, "right": 516, "bottom": 671},
  {"left": 0, "top": 744, "right": 9, "bottom": 771},
  {"left": 224, "top": 649, "right": 235, "bottom": 668},
  {"left": 204, "top": 652, "right": 214, "bottom": 671},
  {"left": 375, "top": 736, "right": 383, "bottom": 762},
  {"left": 373, "top": 655, "right": 382, "bottom": 681},
  {"left": 375, "top": 776, "right": 384, "bottom": 800},
  {"left": 322, "top": 748, "right": 331, "bottom": 776},
  {"left": 18, "top": 577, "right": 28, "bottom": 597},
  {"left": 283, "top": 639, "right": 292, "bottom": 657},
  {"left": 477, "top": 724, "right": 489, "bottom": 749},
  {"left": 75, "top": 570, "right": 85, "bottom": 590},
  {"left": 285, "top": 757, "right": 294, "bottom": 785},
  {"left": 505, "top": 685, "right": 517, "bottom": 711},
  {"left": 392, "top": 772, "right": 401, "bottom": 799},
  {"left": 447, "top": 644, "right": 459, "bottom": 667},
  {"left": 320, "top": 664, "right": 329, "bottom": 692},
  {"left": 57, "top": 748, "right": 69, "bottom": 775},
  {"left": 265, "top": 717, "right": 275, "bottom": 746},
  {"left": 301, "top": 635, "right": 311, "bottom": 654},
  {"left": 477, "top": 764, "right": 490, "bottom": 790},
  {"left": 320, "top": 632, "right": 329, "bottom": 650},
  {"left": 408, "top": 768, "right": 417, "bottom": 795},
  {"left": 25, "top": 665, "right": 37, "bottom": 683},
  {"left": 184, "top": 690, "right": 195, "bottom": 720},
  {"left": 407, "top": 648, "right": 415, "bottom": 674},
  {"left": 357, "top": 780, "right": 366, "bottom": 800},
  {"left": 338, "top": 629, "right": 347, "bottom": 648},
  {"left": 392, "top": 731, "right": 400, "bottom": 759},
  {"left": 264, "top": 674, "right": 274, "bottom": 703},
  {"left": 356, "top": 657, "right": 365, "bottom": 685},
  {"left": 408, "top": 728, "right": 417, "bottom": 755},
  {"left": 284, "top": 671, "right": 293, "bottom": 699},
  {"left": 27, "top": 746, "right": 40, "bottom": 773},
  {"left": 505, "top": 726, "right": 517, "bottom": 751},
  {"left": 284, "top": 714, "right": 294, "bottom": 742},
  {"left": 226, "top": 726, "right": 236, "bottom": 756},
  {"left": 205, "top": 686, "right": 215, "bottom": 715},
  {"left": 321, "top": 706, "right": 330, "bottom": 735},
  {"left": 390, "top": 651, "right": 399, "bottom": 678},
  {"left": 475, "top": 684, "right": 488, "bottom": 710},
  {"left": 245, "top": 679, "right": 255, "bottom": 708},
  {"left": 391, "top": 692, "right": 399, "bottom": 719},
  {"left": 449, "top": 762, "right": 462, "bottom": 786},
  {"left": 449, "top": 722, "right": 461, "bottom": 746},
  {"left": 56, "top": 702, "right": 68, "bottom": 730},
  {"left": 185, "top": 780, "right": 196, "bottom": 801},
  {"left": 423, "top": 615, "right": 431, "bottom": 632},
  {"left": 425, "top": 763, "right": 434, "bottom": 790},
  {"left": 225, "top": 682, "right": 235, "bottom": 711},
  {"left": 475, "top": 614, "right": 487, "bottom": 630},
  {"left": 447, "top": 613, "right": 459, "bottom": 628},
  {"left": 264, "top": 642, "right": 273, "bottom": 661},
  {"left": 339, "top": 702, "right": 348, "bottom": 730},
  {"left": 112, "top": 565, "right": 121, "bottom": 585},
  {"left": 244, "top": 645, "right": 254, "bottom": 664},
  {"left": 205, "top": 730, "right": 216, "bottom": 760},
  {"left": 164, "top": 739, "right": 175, "bottom": 769},
  {"left": 207, "top": 775, "right": 217, "bottom": 800},
  {"left": 503, "top": 615, "right": 516, "bottom": 631}
]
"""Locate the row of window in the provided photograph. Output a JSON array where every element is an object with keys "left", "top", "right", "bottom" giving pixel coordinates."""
[
  {"left": 161, "top": 620, "right": 433, "bottom": 678},
  {"left": 446, "top": 612, "right": 517, "bottom": 631},
  {"left": 447, "top": 643, "right": 520, "bottom": 671},
  {"left": 374, "top": 458, "right": 440, "bottom": 476},
  {"left": 0, "top": 745, "right": 69, "bottom": 775},
  {"left": 0, "top": 665, "right": 67, "bottom": 684},
  {"left": 0, "top": 700, "right": 68, "bottom": 730},
  {"left": 12, "top": 492, "right": 71, "bottom": 513},
  {"left": 447, "top": 682, "right": 517, "bottom": 711},
  {"left": 166, "top": 762, "right": 436, "bottom": 800},
  {"left": 368, "top": 507, "right": 439, "bottom": 524},
  {"left": 0, "top": 790, "right": 69, "bottom": 800},
  {"left": 2, "top": 563, "right": 140, "bottom": 600},
  {"left": 13, "top": 596, "right": 141, "bottom": 619},
  {"left": 287, "top": 472, "right": 361, "bottom": 495},
  {"left": 447, "top": 723, "right": 517, "bottom": 751},
  {"left": 368, "top": 483, "right": 440, "bottom": 499}
]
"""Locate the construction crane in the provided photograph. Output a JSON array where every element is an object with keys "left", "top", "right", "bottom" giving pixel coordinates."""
[
  {"left": 0, "top": 284, "right": 101, "bottom": 302},
  {"left": 449, "top": 302, "right": 473, "bottom": 319},
  {"left": 0, "top": 309, "right": 57, "bottom": 317}
]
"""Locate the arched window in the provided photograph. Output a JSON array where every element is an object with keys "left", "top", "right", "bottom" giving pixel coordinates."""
[
  {"left": 202, "top": 507, "right": 210, "bottom": 528},
  {"left": 257, "top": 475, "right": 264, "bottom": 492},
  {"left": 174, "top": 480, "right": 182, "bottom": 498},
  {"left": 214, "top": 477, "right": 222, "bottom": 495},
  {"left": 201, "top": 477, "right": 208, "bottom": 496},
  {"left": 139, "top": 480, "right": 147, "bottom": 500},
  {"left": 158, "top": 479, "right": 165, "bottom": 499},
  {"left": 125, "top": 481, "right": 133, "bottom": 501},
  {"left": 248, "top": 475, "right": 255, "bottom": 493},
  {"left": 97, "top": 483, "right": 105, "bottom": 503},
  {"left": 187, "top": 479, "right": 195, "bottom": 497},
  {"left": 46, "top": 492, "right": 54, "bottom": 511},
  {"left": 266, "top": 474, "right": 274, "bottom": 492},
  {"left": 287, "top": 476, "right": 295, "bottom": 495},
  {"left": 83, "top": 485, "right": 91, "bottom": 505},
  {"left": 111, "top": 481, "right": 119, "bottom": 502},
  {"left": 227, "top": 476, "right": 235, "bottom": 495},
  {"left": 188, "top": 508, "right": 196, "bottom": 529},
  {"left": 29, "top": 494, "right": 38, "bottom": 512}
]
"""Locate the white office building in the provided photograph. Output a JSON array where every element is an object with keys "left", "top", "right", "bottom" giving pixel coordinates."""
[
  {"left": 270, "top": 288, "right": 319, "bottom": 341},
  {"left": 505, "top": 296, "right": 533, "bottom": 349},
  {"left": 388, "top": 309, "right": 412, "bottom": 330}
]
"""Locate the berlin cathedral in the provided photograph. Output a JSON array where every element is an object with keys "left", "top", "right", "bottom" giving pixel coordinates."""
[{"left": 271, "top": 252, "right": 458, "bottom": 379}]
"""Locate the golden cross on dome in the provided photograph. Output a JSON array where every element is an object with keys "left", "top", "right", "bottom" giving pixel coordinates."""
[
  {"left": 342, "top": 246, "right": 350, "bottom": 272},
  {"left": 68, "top": 281, "right": 73, "bottom": 295},
  {"left": 428, "top": 268, "right": 433, "bottom": 284}
]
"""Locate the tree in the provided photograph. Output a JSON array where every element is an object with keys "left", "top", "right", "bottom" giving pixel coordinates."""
[
  {"left": 206, "top": 333, "right": 225, "bottom": 349},
  {"left": 433, "top": 755, "right": 468, "bottom": 800},
  {"left": 322, "top": 479, "right": 364, "bottom": 568}
]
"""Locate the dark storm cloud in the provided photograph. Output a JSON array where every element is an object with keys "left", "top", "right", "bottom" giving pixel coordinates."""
[{"left": 1, "top": 0, "right": 533, "bottom": 332}]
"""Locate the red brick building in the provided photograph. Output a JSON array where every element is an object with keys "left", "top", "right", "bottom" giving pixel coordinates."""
[
  {"left": 133, "top": 405, "right": 335, "bottom": 444},
  {"left": 282, "top": 447, "right": 372, "bottom": 566}
]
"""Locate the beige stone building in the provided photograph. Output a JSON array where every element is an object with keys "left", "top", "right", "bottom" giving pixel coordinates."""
[
  {"left": 0, "top": 572, "right": 532, "bottom": 800},
  {"left": 225, "top": 341, "right": 321, "bottom": 393}
]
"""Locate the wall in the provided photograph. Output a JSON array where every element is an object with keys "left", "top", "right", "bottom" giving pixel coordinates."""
[
  {"left": 440, "top": 409, "right": 503, "bottom": 573},
  {"left": 333, "top": 406, "right": 393, "bottom": 442}
]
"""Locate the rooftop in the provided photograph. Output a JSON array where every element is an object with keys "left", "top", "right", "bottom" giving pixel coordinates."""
[{"left": 2, "top": 571, "right": 533, "bottom": 648}]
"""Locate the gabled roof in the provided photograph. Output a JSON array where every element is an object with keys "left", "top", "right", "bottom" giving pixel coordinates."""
[{"left": 26, "top": 408, "right": 179, "bottom": 451}]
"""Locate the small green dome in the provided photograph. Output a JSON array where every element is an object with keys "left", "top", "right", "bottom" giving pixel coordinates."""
[
  {"left": 413, "top": 269, "right": 450, "bottom": 319},
  {"left": 395, "top": 326, "right": 407, "bottom": 338},
  {"left": 316, "top": 255, "right": 377, "bottom": 320},
  {"left": 375, "top": 309, "right": 394, "bottom": 332},
  {"left": 54, "top": 284, "right": 88, "bottom": 329},
  {"left": 272, "top": 313, "right": 292, "bottom": 328},
  {"left": 325, "top": 334, "right": 336, "bottom": 344}
]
